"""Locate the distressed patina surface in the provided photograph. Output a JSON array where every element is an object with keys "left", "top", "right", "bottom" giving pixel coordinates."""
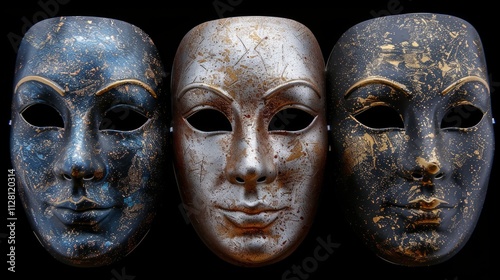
[
  {"left": 10, "top": 16, "right": 169, "bottom": 267},
  {"left": 171, "top": 16, "right": 327, "bottom": 266},
  {"left": 326, "top": 13, "right": 494, "bottom": 266}
]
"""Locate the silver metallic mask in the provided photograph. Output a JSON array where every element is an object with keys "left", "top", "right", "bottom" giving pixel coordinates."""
[{"left": 171, "top": 16, "right": 327, "bottom": 266}]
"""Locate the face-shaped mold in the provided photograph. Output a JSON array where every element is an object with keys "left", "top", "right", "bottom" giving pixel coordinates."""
[
  {"left": 10, "top": 16, "right": 169, "bottom": 267},
  {"left": 171, "top": 16, "right": 327, "bottom": 266},
  {"left": 326, "top": 13, "right": 494, "bottom": 266}
]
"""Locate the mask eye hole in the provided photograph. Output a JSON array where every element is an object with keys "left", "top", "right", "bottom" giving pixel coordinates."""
[
  {"left": 268, "top": 108, "right": 315, "bottom": 132},
  {"left": 20, "top": 103, "right": 64, "bottom": 128},
  {"left": 441, "top": 104, "right": 484, "bottom": 129},
  {"left": 99, "top": 105, "right": 149, "bottom": 131},
  {"left": 352, "top": 105, "right": 404, "bottom": 130},
  {"left": 185, "top": 108, "right": 232, "bottom": 132}
]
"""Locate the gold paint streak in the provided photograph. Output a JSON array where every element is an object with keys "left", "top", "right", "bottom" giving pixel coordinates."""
[
  {"left": 223, "top": 66, "right": 238, "bottom": 87},
  {"left": 375, "top": 134, "right": 392, "bottom": 152},
  {"left": 387, "top": 60, "right": 402, "bottom": 67},
  {"left": 410, "top": 186, "right": 419, "bottom": 192},
  {"left": 420, "top": 55, "right": 430, "bottom": 63},
  {"left": 439, "top": 61, "right": 452, "bottom": 76},
  {"left": 249, "top": 31, "right": 262, "bottom": 42},
  {"left": 408, "top": 198, "right": 448, "bottom": 209},
  {"left": 222, "top": 49, "right": 231, "bottom": 63},
  {"left": 474, "top": 148, "right": 484, "bottom": 160},
  {"left": 421, "top": 180, "right": 434, "bottom": 187},
  {"left": 286, "top": 141, "right": 303, "bottom": 161},
  {"left": 454, "top": 154, "right": 466, "bottom": 168},
  {"left": 380, "top": 44, "right": 395, "bottom": 50},
  {"left": 352, "top": 101, "right": 388, "bottom": 115},
  {"left": 403, "top": 53, "right": 421, "bottom": 69},
  {"left": 387, "top": 135, "right": 393, "bottom": 152},
  {"left": 15, "top": 75, "right": 66, "bottom": 96},
  {"left": 363, "top": 133, "right": 376, "bottom": 168},
  {"left": 430, "top": 148, "right": 438, "bottom": 162},
  {"left": 311, "top": 142, "right": 323, "bottom": 157},
  {"left": 95, "top": 79, "right": 157, "bottom": 98},
  {"left": 355, "top": 96, "right": 380, "bottom": 107},
  {"left": 377, "top": 139, "right": 388, "bottom": 152},
  {"left": 343, "top": 138, "right": 368, "bottom": 175},
  {"left": 413, "top": 218, "right": 441, "bottom": 225}
]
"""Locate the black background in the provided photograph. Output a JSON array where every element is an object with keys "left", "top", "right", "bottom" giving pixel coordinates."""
[{"left": 2, "top": 0, "right": 498, "bottom": 279}]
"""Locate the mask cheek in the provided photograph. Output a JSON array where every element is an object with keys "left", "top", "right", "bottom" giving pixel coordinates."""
[
  {"left": 340, "top": 132, "right": 403, "bottom": 198},
  {"left": 13, "top": 133, "right": 61, "bottom": 186},
  {"left": 448, "top": 134, "right": 491, "bottom": 180},
  {"left": 341, "top": 133, "right": 392, "bottom": 176},
  {"left": 175, "top": 131, "right": 227, "bottom": 198}
]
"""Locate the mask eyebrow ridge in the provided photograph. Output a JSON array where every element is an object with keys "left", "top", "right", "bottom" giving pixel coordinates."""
[
  {"left": 177, "top": 82, "right": 234, "bottom": 103},
  {"left": 263, "top": 79, "right": 321, "bottom": 100},
  {"left": 95, "top": 79, "right": 158, "bottom": 98},
  {"left": 344, "top": 76, "right": 410, "bottom": 99},
  {"left": 441, "top": 76, "right": 490, "bottom": 95},
  {"left": 15, "top": 75, "right": 66, "bottom": 96}
]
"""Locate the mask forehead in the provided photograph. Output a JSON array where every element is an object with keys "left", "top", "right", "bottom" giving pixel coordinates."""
[
  {"left": 328, "top": 13, "right": 489, "bottom": 99},
  {"left": 14, "top": 16, "right": 165, "bottom": 98},
  {"left": 172, "top": 16, "right": 324, "bottom": 102}
]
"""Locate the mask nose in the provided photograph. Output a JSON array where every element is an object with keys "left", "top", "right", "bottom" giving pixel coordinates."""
[
  {"left": 401, "top": 113, "right": 448, "bottom": 185},
  {"left": 225, "top": 127, "right": 277, "bottom": 189},
  {"left": 53, "top": 121, "right": 106, "bottom": 183},
  {"left": 410, "top": 158, "right": 444, "bottom": 184}
]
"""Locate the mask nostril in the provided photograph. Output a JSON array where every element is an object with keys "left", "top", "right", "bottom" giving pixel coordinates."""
[
  {"left": 411, "top": 172, "right": 423, "bottom": 180},
  {"left": 257, "top": 176, "right": 266, "bottom": 183},
  {"left": 235, "top": 177, "right": 244, "bottom": 183}
]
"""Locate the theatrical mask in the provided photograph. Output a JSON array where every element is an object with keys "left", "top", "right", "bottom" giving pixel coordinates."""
[
  {"left": 171, "top": 16, "right": 327, "bottom": 266},
  {"left": 326, "top": 13, "right": 494, "bottom": 266},
  {"left": 10, "top": 16, "right": 169, "bottom": 267}
]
